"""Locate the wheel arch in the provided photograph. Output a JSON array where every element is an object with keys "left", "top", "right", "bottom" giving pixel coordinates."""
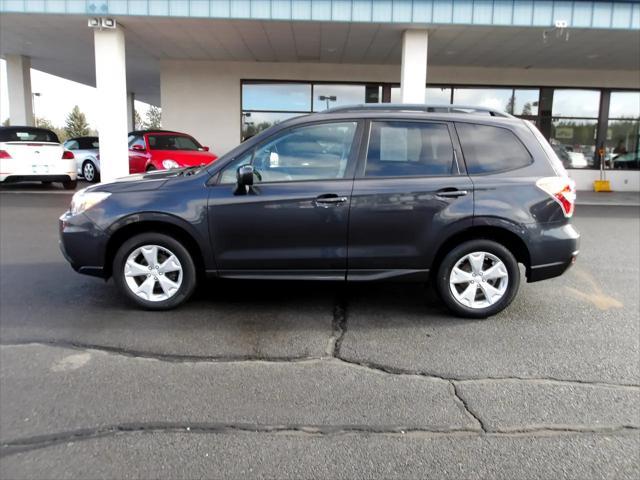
[
  {"left": 104, "top": 216, "right": 207, "bottom": 278},
  {"left": 430, "top": 224, "right": 531, "bottom": 281}
]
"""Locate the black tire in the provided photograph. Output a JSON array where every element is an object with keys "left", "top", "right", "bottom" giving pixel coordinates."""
[
  {"left": 113, "top": 232, "right": 197, "bottom": 310},
  {"left": 62, "top": 179, "right": 78, "bottom": 190},
  {"left": 436, "top": 239, "right": 520, "bottom": 319},
  {"left": 41, "top": 181, "right": 52, "bottom": 185},
  {"left": 82, "top": 160, "right": 100, "bottom": 183}
]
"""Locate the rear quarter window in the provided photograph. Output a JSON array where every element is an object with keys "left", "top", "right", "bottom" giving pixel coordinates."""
[{"left": 456, "top": 123, "right": 532, "bottom": 174}]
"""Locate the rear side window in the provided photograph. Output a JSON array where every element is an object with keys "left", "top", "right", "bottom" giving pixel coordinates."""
[
  {"left": 456, "top": 123, "right": 532, "bottom": 174},
  {"left": 364, "top": 121, "right": 455, "bottom": 177}
]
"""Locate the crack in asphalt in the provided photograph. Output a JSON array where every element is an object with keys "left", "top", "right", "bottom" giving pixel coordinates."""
[
  {"left": 450, "top": 381, "right": 487, "bottom": 432},
  {"left": 326, "top": 291, "right": 348, "bottom": 357},
  {"left": 2, "top": 340, "right": 639, "bottom": 391},
  {"left": 2, "top": 423, "right": 638, "bottom": 457}
]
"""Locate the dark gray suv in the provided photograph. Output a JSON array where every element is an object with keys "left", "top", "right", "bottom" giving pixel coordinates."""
[{"left": 60, "top": 105, "right": 579, "bottom": 318}]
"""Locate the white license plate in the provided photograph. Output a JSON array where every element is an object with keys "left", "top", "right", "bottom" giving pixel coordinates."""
[{"left": 32, "top": 165, "right": 49, "bottom": 174}]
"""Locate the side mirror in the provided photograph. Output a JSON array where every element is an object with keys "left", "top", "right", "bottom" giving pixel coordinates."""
[
  {"left": 202, "top": 146, "right": 210, "bottom": 152},
  {"left": 131, "top": 144, "right": 145, "bottom": 152},
  {"left": 237, "top": 165, "right": 254, "bottom": 187}
]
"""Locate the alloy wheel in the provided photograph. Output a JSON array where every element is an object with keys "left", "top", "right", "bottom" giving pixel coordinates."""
[
  {"left": 83, "top": 162, "right": 95, "bottom": 182},
  {"left": 449, "top": 251, "right": 509, "bottom": 309},
  {"left": 123, "top": 245, "right": 183, "bottom": 302}
]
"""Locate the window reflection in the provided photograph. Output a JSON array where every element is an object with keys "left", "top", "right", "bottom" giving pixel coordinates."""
[
  {"left": 513, "top": 89, "right": 539, "bottom": 116},
  {"left": 241, "top": 111, "right": 302, "bottom": 141},
  {"left": 550, "top": 119, "right": 597, "bottom": 169},
  {"left": 313, "top": 84, "right": 368, "bottom": 111},
  {"left": 390, "top": 87, "right": 451, "bottom": 105},
  {"left": 242, "top": 83, "right": 311, "bottom": 112},
  {"left": 552, "top": 90, "right": 600, "bottom": 118},
  {"left": 453, "top": 88, "right": 513, "bottom": 113},
  {"left": 609, "top": 92, "right": 640, "bottom": 119}
]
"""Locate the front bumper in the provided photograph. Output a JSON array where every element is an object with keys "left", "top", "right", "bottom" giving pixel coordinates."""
[
  {"left": 59, "top": 211, "right": 108, "bottom": 278},
  {"left": 527, "top": 223, "right": 580, "bottom": 282}
]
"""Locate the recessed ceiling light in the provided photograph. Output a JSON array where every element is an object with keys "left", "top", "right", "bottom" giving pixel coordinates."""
[
  {"left": 445, "top": 50, "right": 456, "bottom": 55},
  {"left": 327, "top": 48, "right": 337, "bottom": 53},
  {"left": 587, "top": 53, "right": 599, "bottom": 59}
]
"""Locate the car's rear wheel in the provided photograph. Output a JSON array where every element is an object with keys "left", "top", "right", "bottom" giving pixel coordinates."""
[
  {"left": 62, "top": 179, "right": 77, "bottom": 190},
  {"left": 113, "top": 233, "right": 196, "bottom": 310},
  {"left": 436, "top": 239, "right": 520, "bottom": 319},
  {"left": 82, "top": 161, "right": 99, "bottom": 183}
]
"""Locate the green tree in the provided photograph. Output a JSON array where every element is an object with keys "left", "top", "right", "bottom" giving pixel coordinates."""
[
  {"left": 134, "top": 109, "right": 142, "bottom": 130},
  {"left": 2, "top": 118, "right": 9, "bottom": 127},
  {"left": 505, "top": 94, "right": 515, "bottom": 114},
  {"left": 35, "top": 117, "right": 67, "bottom": 141},
  {"left": 64, "top": 105, "right": 90, "bottom": 138},
  {"left": 144, "top": 106, "right": 162, "bottom": 129},
  {"left": 522, "top": 102, "right": 533, "bottom": 116}
]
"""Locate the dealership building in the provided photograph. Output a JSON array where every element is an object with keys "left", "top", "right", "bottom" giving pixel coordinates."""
[{"left": 1, "top": 0, "right": 639, "bottom": 189}]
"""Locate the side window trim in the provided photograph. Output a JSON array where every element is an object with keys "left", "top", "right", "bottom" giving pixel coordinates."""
[
  {"left": 215, "top": 119, "right": 363, "bottom": 186},
  {"left": 356, "top": 119, "right": 460, "bottom": 179}
]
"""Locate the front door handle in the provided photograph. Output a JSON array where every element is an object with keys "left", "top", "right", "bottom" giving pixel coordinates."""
[
  {"left": 436, "top": 188, "right": 469, "bottom": 198},
  {"left": 314, "top": 194, "right": 349, "bottom": 207}
]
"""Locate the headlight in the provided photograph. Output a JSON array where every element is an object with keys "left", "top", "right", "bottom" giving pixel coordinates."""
[
  {"left": 70, "top": 189, "right": 111, "bottom": 215},
  {"left": 162, "top": 159, "right": 180, "bottom": 169}
]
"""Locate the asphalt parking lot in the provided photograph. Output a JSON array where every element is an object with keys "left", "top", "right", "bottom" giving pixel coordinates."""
[{"left": 0, "top": 187, "right": 638, "bottom": 479}]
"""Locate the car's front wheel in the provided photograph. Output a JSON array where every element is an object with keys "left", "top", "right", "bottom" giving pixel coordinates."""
[
  {"left": 436, "top": 239, "right": 520, "bottom": 319},
  {"left": 113, "top": 233, "right": 197, "bottom": 310}
]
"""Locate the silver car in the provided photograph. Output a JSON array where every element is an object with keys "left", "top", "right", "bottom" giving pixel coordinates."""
[{"left": 64, "top": 136, "right": 100, "bottom": 182}]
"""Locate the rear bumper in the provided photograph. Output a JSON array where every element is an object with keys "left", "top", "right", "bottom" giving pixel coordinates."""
[
  {"left": 527, "top": 223, "right": 580, "bottom": 282},
  {"left": 59, "top": 211, "right": 108, "bottom": 278},
  {"left": 1, "top": 173, "right": 77, "bottom": 183}
]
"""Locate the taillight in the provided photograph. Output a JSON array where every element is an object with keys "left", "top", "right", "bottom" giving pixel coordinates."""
[
  {"left": 0, "top": 150, "right": 11, "bottom": 159},
  {"left": 536, "top": 176, "right": 576, "bottom": 218},
  {"left": 62, "top": 150, "right": 74, "bottom": 159}
]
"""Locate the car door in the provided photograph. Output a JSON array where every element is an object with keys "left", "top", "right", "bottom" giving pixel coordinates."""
[
  {"left": 128, "top": 134, "right": 148, "bottom": 173},
  {"left": 347, "top": 119, "right": 474, "bottom": 280},
  {"left": 207, "top": 120, "right": 362, "bottom": 279}
]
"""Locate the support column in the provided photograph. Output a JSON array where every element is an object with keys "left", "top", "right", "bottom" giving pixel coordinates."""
[
  {"left": 400, "top": 30, "right": 428, "bottom": 104},
  {"left": 6, "top": 55, "right": 34, "bottom": 126},
  {"left": 94, "top": 24, "right": 129, "bottom": 181},
  {"left": 126, "top": 92, "right": 136, "bottom": 131}
]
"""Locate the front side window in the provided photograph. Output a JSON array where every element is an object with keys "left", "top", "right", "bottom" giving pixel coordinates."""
[
  {"left": 148, "top": 135, "right": 201, "bottom": 151},
  {"left": 220, "top": 122, "right": 358, "bottom": 184},
  {"left": 456, "top": 123, "right": 532, "bottom": 174},
  {"left": 364, "top": 121, "right": 455, "bottom": 177}
]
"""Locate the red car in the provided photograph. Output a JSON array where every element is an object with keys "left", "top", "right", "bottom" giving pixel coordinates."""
[{"left": 127, "top": 130, "right": 217, "bottom": 173}]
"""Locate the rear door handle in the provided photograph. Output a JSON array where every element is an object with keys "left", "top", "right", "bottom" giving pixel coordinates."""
[
  {"left": 436, "top": 189, "right": 469, "bottom": 198},
  {"left": 314, "top": 194, "right": 349, "bottom": 207}
]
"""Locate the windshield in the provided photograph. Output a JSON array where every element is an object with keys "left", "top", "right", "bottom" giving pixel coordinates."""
[
  {"left": 147, "top": 134, "right": 201, "bottom": 151},
  {"left": 0, "top": 128, "right": 59, "bottom": 143}
]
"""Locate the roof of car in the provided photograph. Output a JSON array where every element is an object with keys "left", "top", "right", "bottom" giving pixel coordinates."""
[
  {"left": 321, "top": 104, "right": 515, "bottom": 118},
  {"left": 0, "top": 125, "right": 57, "bottom": 133},
  {"left": 129, "top": 129, "right": 185, "bottom": 136},
  {"left": 66, "top": 136, "right": 98, "bottom": 141}
]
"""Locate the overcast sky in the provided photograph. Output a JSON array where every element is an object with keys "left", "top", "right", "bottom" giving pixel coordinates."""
[{"left": 0, "top": 59, "right": 152, "bottom": 129}]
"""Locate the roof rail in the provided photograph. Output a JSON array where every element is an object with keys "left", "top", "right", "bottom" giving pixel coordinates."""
[{"left": 321, "top": 104, "right": 514, "bottom": 118}]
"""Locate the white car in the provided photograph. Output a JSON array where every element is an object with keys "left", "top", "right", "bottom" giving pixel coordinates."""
[
  {"left": 64, "top": 136, "right": 100, "bottom": 183},
  {"left": 0, "top": 126, "right": 77, "bottom": 189}
]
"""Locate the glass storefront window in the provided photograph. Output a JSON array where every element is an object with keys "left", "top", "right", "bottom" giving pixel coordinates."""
[
  {"left": 513, "top": 89, "right": 539, "bottom": 116},
  {"left": 606, "top": 120, "right": 639, "bottom": 170},
  {"left": 609, "top": 91, "right": 640, "bottom": 119},
  {"left": 389, "top": 87, "right": 451, "bottom": 104},
  {"left": 242, "top": 83, "right": 311, "bottom": 112},
  {"left": 241, "top": 111, "right": 302, "bottom": 141},
  {"left": 552, "top": 89, "right": 600, "bottom": 118},
  {"left": 453, "top": 88, "right": 513, "bottom": 113},
  {"left": 312, "top": 84, "right": 367, "bottom": 111},
  {"left": 550, "top": 119, "right": 597, "bottom": 169}
]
